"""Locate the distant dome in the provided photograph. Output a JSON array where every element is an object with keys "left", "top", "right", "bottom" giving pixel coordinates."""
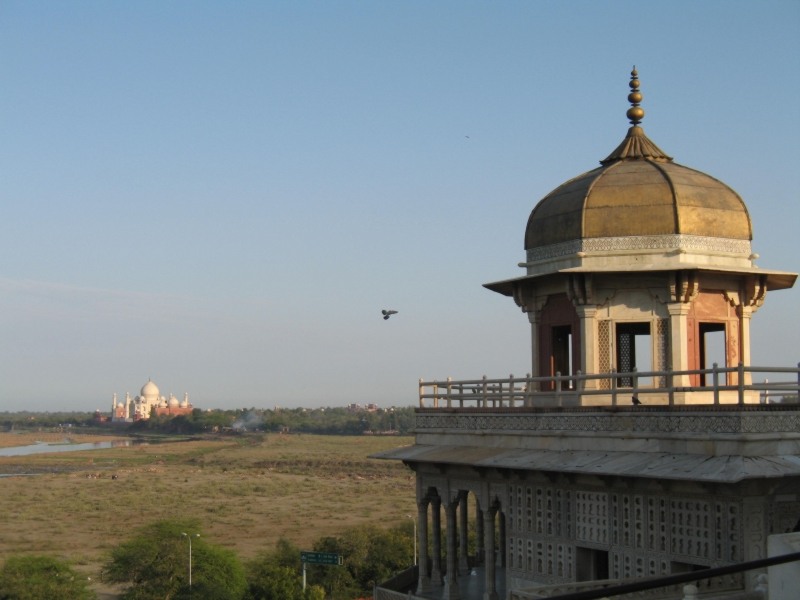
[
  {"left": 159, "top": 399, "right": 167, "bottom": 408},
  {"left": 180, "top": 399, "right": 189, "bottom": 408},
  {"left": 140, "top": 380, "right": 159, "bottom": 400},
  {"left": 169, "top": 396, "right": 179, "bottom": 407}
]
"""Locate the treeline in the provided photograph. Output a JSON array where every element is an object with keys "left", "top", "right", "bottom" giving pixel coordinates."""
[
  {"left": 0, "top": 406, "right": 416, "bottom": 435},
  {"left": 128, "top": 406, "right": 415, "bottom": 435},
  {"left": 260, "top": 406, "right": 414, "bottom": 435},
  {"left": 0, "top": 518, "right": 417, "bottom": 600},
  {"left": 0, "top": 411, "right": 96, "bottom": 429}
]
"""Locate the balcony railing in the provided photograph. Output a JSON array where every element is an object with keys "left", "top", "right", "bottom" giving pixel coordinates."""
[{"left": 418, "top": 363, "right": 800, "bottom": 408}]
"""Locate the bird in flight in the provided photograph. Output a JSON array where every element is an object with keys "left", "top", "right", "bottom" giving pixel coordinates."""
[
  {"left": 382, "top": 310, "right": 398, "bottom": 320},
  {"left": 465, "top": 135, "right": 469, "bottom": 138},
  {"left": 632, "top": 396, "right": 641, "bottom": 405}
]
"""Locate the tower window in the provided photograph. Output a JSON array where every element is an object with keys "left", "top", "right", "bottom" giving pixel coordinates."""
[
  {"left": 551, "top": 325, "right": 573, "bottom": 390},
  {"left": 699, "top": 323, "right": 726, "bottom": 386},
  {"left": 616, "top": 322, "right": 651, "bottom": 387}
]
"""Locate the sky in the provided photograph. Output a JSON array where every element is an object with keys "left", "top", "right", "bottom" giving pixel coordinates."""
[{"left": 1, "top": 1, "right": 798, "bottom": 411}]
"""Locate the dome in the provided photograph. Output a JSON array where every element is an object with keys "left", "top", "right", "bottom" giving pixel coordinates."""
[
  {"left": 525, "top": 70, "right": 752, "bottom": 256},
  {"left": 169, "top": 395, "right": 179, "bottom": 407},
  {"left": 159, "top": 399, "right": 167, "bottom": 408},
  {"left": 180, "top": 399, "right": 189, "bottom": 408},
  {"left": 140, "top": 380, "right": 159, "bottom": 400}
]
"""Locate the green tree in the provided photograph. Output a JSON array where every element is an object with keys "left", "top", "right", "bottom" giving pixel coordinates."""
[
  {"left": 308, "top": 524, "right": 413, "bottom": 599},
  {"left": 0, "top": 554, "right": 96, "bottom": 600},
  {"left": 103, "top": 519, "right": 247, "bottom": 600},
  {"left": 246, "top": 539, "right": 323, "bottom": 600}
]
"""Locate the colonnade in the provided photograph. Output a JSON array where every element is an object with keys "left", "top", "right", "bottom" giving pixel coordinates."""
[{"left": 416, "top": 491, "right": 506, "bottom": 600}]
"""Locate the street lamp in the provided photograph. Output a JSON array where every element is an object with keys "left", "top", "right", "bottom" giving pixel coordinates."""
[
  {"left": 181, "top": 533, "right": 200, "bottom": 587},
  {"left": 406, "top": 515, "right": 417, "bottom": 565}
]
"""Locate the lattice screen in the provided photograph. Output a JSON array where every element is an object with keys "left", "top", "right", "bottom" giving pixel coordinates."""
[
  {"left": 618, "top": 331, "right": 633, "bottom": 387},
  {"left": 598, "top": 320, "right": 612, "bottom": 390},
  {"left": 671, "top": 499, "right": 712, "bottom": 560},
  {"left": 503, "top": 485, "right": 742, "bottom": 585},
  {"left": 656, "top": 319, "right": 669, "bottom": 387},
  {"left": 576, "top": 491, "right": 608, "bottom": 544}
]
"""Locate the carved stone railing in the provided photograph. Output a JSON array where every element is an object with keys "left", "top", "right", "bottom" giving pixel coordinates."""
[{"left": 419, "top": 365, "right": 800, "bottom": 408}]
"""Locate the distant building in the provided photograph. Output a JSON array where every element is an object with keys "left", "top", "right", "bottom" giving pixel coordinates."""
[
  {"left": 95, "top": 380, "right": 194, "bottom": 425},
  {"left": 347, "top": 403, "right": 361, "bottom": 412}
]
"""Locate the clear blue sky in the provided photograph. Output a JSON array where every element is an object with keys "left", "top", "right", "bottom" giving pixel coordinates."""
[{"left": 1, "top": 1, "right": 798, "bottom": 411}]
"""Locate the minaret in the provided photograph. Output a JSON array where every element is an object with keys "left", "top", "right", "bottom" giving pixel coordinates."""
[
  {"left": 125, "top": 392, "right": 131, "bottom": 420},
  {"left": 112, "top": 393, "right": 117, "bottom": 414}
]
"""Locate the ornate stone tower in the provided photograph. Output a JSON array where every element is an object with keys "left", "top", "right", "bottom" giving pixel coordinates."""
[
  {"left": 373, "top": 71, "right": 800, "bottom": 600},
  {"left": 484, "top": 68, "right": 796, "bottom": 403}
]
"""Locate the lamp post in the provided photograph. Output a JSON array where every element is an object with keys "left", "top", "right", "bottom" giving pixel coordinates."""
[
  {"left": 406, "top": 514, "right": 417, "bottom": 565},
  {"left": 181, "top": 533, "right": 200, "bottom": 587}
]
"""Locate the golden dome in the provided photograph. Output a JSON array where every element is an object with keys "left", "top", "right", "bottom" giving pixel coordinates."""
[{"left": 525, "top": 70, "right": 752, "bottom": 251}]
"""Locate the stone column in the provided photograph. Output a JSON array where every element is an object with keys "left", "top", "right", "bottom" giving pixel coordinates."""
[
  {"left": 738, "top": 305, "right": 753, "bottom": 385},
  {"left": 458, "top": 494, "right": 469, "bottom": 572},
  {"left": 417, "top": 498, "right": 431, "bottom": 595},
  {"left": 576, "top": 305, "right": 598, "bottom": 390},
  {"left": 667, "top": 302, "right": 691, "bottom": 386},
  {"left": 444, "top": 501, "right": 460, "bottom": 600},
  {"left": 431, "top": 496, "right": 443, "bottom": 585},
  {"left": 528, "top": 310, "right": 542, "bottom": 392},
  {"left": 483, "top": 508, "right": 497, "bottom": 600},
  {"left": 496, "top": 511, "right": 506, "bottom": 567},
  {"left": 475, "top": 499, "right": 484, "bottom": 565}
]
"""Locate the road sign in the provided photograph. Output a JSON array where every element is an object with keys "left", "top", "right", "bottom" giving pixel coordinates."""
[{"left": 301, "top": 551, "right": 342, "bottom": 566}]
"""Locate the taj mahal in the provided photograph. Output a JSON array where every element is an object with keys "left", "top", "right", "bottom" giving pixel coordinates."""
[
  {"left": 373, "top": 70, "right": 800, "bottom": 600},
  {"left": 107, "top": 380, "right": 193, "bottom": 422}
]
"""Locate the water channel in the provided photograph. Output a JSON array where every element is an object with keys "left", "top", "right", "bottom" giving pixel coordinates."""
[{"left": 0, "top": 439, "right": 153, "bottom": 457}]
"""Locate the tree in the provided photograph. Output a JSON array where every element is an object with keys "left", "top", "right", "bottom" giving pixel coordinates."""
[
  {"left": 308, "top": 524, "right": 413, "bottom": 599},
  {"left": 0, "top": 554, "right": 96, "bottom": 600},
  {"left": 246, "top": 539, "right": 324, "bottom": 600},
  {"left": 103, "top": 519, "right": 247, "bottom": 600}
]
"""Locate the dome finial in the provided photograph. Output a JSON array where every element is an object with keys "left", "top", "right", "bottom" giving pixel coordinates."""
[{"left": 626, "top": 66, "right": 644, "bottom": 126}]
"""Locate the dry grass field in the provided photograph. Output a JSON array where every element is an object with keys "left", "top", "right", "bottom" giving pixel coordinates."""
[{"left": 0, "top": 432, "right": 415, "bottom": 598}]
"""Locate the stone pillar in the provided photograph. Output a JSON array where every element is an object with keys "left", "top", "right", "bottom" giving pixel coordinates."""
[
  {"left": 528, "top": 310, "right": 542, "bottom": 392},
  {"left": 667, "top": 302, "right": 692, "bottom": 386},
  {"left": 444, "top": 501, "right": 460, "bottom": 600},
  {"left": 431, "top": 496, "right": 443, "bottom": 585},
  {"left": 738, "top": 305, "right": 753, "bottom": 385},
  {"left": 483, "top": 508, "right": 497, "bottom": 600},
  {"left": 475, "top": 499, "right": 484, "bottom": 565},
  {"left": 496, "top": 511, "right": 506, "bottom": 567},
  {"left": 576, "top": 305, "right": 598, "bottom": 390},
  {"left": 417, "top": 498, "right": 431, "bottom": 595},
  {"left": 458, "top": 494, "right": 469, "bottom": 572}
]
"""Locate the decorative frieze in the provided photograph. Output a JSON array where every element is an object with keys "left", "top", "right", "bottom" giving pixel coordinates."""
[
  {"left": 526, "top": 235, "right": 752, "bottom": 263},
  {"left": 415, "top": 412, "right": 800, "bottom": 435}
]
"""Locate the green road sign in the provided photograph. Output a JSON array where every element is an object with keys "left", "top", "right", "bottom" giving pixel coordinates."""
[{"left": 301, "top": 551, "right": 342, "bottom": 566}]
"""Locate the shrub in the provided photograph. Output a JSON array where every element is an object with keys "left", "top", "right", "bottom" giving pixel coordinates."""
[{"left": 0, "top": 554, "right": 95, "bottom": 600}]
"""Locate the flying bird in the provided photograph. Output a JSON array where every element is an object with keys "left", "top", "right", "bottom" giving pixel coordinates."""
[
  {"left": 465, "top": 135, "right": 469, "bottom": 138},
  {"left": 382, "top": 310, "right": 398, "bottom": 320},
  {"left": 632, "top": 396, "right": 641, "bottom": 405}
]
